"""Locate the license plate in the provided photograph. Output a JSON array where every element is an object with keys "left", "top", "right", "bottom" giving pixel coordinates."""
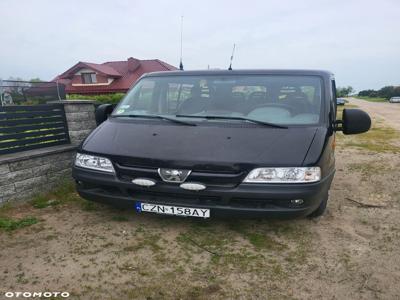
[{"left": 135, "top": 202, "right": 210, "bottom": 218}]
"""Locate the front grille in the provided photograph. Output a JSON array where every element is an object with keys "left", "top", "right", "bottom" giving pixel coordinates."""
[{"left": 115, "top": 163, "right": 245, "bottom": 188}]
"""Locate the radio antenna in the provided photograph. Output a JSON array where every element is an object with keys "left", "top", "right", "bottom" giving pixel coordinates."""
[
  {"left": 228, "top": 43, "right": 236, "bottom": 70},
  {"left": 179, "top": 15, "right": 184, "bottom": 70}
]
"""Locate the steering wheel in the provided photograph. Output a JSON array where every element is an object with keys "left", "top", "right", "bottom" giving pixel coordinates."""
[{"left": 247, "top": 103, "right": 295, "bottom": 115}]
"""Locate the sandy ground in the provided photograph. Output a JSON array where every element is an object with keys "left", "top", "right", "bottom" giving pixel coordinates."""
[
  {"left": 0, "top": 99, "right": 399, "bottom": 300},
  {"left": 347, "top": 97, "right": 400, "bottom": 130}
]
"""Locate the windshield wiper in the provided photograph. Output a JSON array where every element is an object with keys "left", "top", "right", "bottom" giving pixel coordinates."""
[
  {"left": 175, "top": 115, "right": 287, "bottom": 129},
  {"left": 112, "top": 114, "right": 196, "bottom": 126}
]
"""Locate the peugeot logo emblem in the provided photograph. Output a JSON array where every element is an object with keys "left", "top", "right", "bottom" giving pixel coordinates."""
[{"left": 158, "top": 168, "right": 191, "bottom": 183}]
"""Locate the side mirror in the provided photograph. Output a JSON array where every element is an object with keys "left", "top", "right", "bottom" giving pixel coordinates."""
[
  {"left": 95, "top": 104, "right": 115, "bottom": 126},
  {"left": 339, "top": 109, "right": 371, "bottom": 135}
]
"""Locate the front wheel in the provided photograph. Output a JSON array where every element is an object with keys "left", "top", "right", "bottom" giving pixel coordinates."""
[{"left": 308, "top": 194, "right": 328, "bottom": 218}]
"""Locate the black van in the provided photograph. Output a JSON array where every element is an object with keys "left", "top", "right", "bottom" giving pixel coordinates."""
[{"left": 72, "top": 70, "right": 371, "bottom": 218}]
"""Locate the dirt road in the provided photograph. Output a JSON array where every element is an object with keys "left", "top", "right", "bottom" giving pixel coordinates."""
[
  {"left": 0, "top": 102, "right": 399, "bottom": 299},
  {"left": 348, "top": 97, "right": 400, "bottom": 130}
]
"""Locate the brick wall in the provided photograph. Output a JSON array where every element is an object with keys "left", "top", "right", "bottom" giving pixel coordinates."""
[
  {"left": 0, "top": 146, "right": 76, "bottom": 203},
  {"left": 60, "top": 101, "right": 98, "bottom": 144}
]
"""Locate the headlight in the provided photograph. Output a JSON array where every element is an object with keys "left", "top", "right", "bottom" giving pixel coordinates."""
[
  {"left": 243, "top": 167, "right": 321, "bottom": 183},
  {"left": 75, "top": 153, "right": 115, "bottom": 173}
]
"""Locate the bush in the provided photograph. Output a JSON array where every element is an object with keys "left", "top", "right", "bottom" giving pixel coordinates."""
[
  {"left": 358, "top": 86, "right": 400, "bottom": 99},
  {"left": 67, "top": 93, "right": 125, "bottom": 104}
]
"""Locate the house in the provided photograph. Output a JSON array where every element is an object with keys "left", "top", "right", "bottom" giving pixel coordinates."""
[{"left": 54, "top": 57, "right": 176, "bottom": 95}]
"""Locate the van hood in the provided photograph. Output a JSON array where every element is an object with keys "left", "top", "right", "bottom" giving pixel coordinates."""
[{"left": 81, "top": 119, "right": 319, "bottom": 171}]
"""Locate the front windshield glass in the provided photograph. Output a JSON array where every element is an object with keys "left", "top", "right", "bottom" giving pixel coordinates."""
[{"left": 112, "top": 75, "right": 323, "bottom": 125}]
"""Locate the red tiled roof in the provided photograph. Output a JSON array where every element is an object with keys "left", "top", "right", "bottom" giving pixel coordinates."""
[
  {"left": 54, "top": 57, "right": 177, "bottom": 94},
  {"left": 58, "top": 62, "right": 121, "bottom": 78},
  {"left": 83, "top": 62, "right": 122, "bottom": 77}
]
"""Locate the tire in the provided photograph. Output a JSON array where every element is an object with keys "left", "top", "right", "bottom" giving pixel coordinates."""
[{"left": 308, "top": 194, "right": 328, "bottom": 218}]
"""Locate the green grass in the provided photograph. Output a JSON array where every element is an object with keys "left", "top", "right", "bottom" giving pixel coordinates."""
[
  {"left": 124, "top": 233, "right": 162, "bottom": 253},
  {"left": 111, "top": 215, "right": 129, "bottom": 222},
  {"left": 337, "top": 123, "right": 400, "bottom": 153},
  {"left": 348, "top": 161, "right": 394, "bottom": 179},
  {"left": 30, "top": 180, "right": 81, "bottom": 209},
  {"left": 0, "top": 216, "right": 38, "bottom": 231},
  {"left": 354, "top": 96, "right": 387, "bottom": 102},
  {"left": 81, "top": 200, "right": 99, "bottom": 211},
  {"left": 29, "top": 179, "right": 103, "bottom": 212},
  {"left": 246, "top": 232, "right": 287, "bottom": 251},
  {"left": 31, "top": 195, "right": 61, "bottom": 209},
  {"left": 335, "top": 102, "right": 400, "bottom": 153}
]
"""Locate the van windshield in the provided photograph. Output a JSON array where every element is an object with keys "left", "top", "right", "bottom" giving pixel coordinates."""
[{"left": 112, "top": 75, "right": 323, "bottom": 125}]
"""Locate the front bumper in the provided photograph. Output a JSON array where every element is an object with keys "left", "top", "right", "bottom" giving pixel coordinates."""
[{"left": 72, "top": 167, "right": 335, "bottom": 218}]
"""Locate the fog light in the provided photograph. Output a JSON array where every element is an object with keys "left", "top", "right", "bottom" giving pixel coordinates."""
[
  {"left": 291, "top": 199, "right": 304, "bottom": 205},
  {"left": 132, "top": 178, "right": 156, "bottom": 187},
  {"left": 180, "top": 182, "right": 206, "bottom": 191}
]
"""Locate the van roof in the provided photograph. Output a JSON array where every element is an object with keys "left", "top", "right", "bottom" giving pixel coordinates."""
[{"left": 143, "top": 69, "right": 334, "bottom": 78}]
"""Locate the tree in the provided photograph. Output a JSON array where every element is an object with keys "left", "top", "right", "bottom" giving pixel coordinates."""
[
  {"left": 378, "top": 86, "right": 395, "bottom": 99},
  {"left": 29, "top": 78, "right": 43, "bottom": 83},
  {"left": 358, "top": 89, "right": 376, "bottom": 97},
  {"left": 336, "top": 86, "right": 354, "bottom": 97},
  {"left": 358, "top": 85, "right": 400, "bottom": 99},
  {"left": 393, "top": 86, "right": 400, "bottom": 97}
]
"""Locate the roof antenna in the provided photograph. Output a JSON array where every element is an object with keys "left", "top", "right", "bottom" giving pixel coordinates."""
[
  {"left": 179, "top": 15, "right": 184, "bottom": 70},
  {"left": 228, "top": 43, "right": 236, "bottom": 70}
]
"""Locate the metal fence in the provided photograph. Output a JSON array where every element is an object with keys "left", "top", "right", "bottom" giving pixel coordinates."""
[
  {"left": 0, "top": 80, "right": 66, "bottom": 106},
  {"left": 0, "top": 104, "right": 70, "bottom": 155},
  {"left": 0, "top": 80, "right": 70, "bottom": 155}
]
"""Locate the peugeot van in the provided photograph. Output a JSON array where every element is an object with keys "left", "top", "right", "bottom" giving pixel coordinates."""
[{"left": 72, "top": 70, "right": 371, "bottom": 218}]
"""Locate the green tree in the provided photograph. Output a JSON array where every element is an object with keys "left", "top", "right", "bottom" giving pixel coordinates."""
[
  {"left": 358, "top": 89, "right": 378, "bottom": 97},
  {"left": 29, "top": 77, "right": 43, "bottom": 82},
  {"left": 377, "top": 86, "right": 395, "bottom": 99},
  {"left": 336, "top": 86, "right": 354, "bottom": 97}
]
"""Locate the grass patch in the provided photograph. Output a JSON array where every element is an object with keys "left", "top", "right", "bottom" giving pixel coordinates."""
[
  {"left": 29, "top": 180, "right": 106, "bottom": 213},
  {"left": 111, "top": 215, "right": 129, "bottom": 222},
  {"left": 30, "top": 180, "right": 81, "bottom": 209},
  {"left": 336, "top": 122, "right": 400, "bottom": 153},
  {"left": 31, "top": 195, "right": 61, "bottom": 209},
  {"left": 177, "top": 222, "right": 233, "bottom": 255},
  {"left": 247, "top": 232, "right": 287, "bottom": 251},
  {"left": 0, "top": 202, "right": 13, "bottom": 215},
  {"left": 81, "top": 200, "right": 99, "bottom": 211},
  {"left": 124, "top": 233, "right": 162, "bottom": 252},
  {"left": 354, "top": 96, "right": 387, "bottom": 102},
  {"left": 348, "top": 161, "right": 394, "bottom": 180},
  {"left": 0, "top": 216, "right": 38, "bottom": 231},
  {"left": 176, "top": 219, "right": 311, "bottom": 278}
]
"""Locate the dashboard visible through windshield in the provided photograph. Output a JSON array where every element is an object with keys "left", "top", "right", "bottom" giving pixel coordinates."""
[{"left": 112, "top": 75, "right": 323, "bottom": 125}]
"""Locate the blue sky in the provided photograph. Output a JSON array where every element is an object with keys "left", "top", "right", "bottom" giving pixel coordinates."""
[{"left": 0, "top": 0, "right": 399, "bottom": 91}]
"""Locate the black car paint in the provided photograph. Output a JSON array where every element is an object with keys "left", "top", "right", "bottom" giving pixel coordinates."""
[{"left": 73, "top": 69, "right": 338, "bottom": 218}]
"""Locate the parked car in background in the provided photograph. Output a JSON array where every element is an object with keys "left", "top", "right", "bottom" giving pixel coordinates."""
[
  {"left": 336, "top": 98, "right": 346, "bottom": 105},
  {"left": 389, "top": 96, "right": 400, "bottom": 103},
  {"left": 73, "top": 69, "right": 371, "bottom": 219}
]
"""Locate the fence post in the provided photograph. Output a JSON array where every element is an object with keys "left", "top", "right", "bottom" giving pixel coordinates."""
[{"left": 48, "top": 100, "right": 97, "bottom": 145}]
